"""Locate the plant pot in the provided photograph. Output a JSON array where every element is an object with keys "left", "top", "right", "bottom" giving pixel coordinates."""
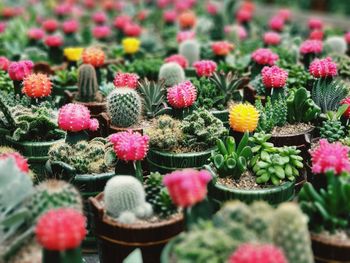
[
  {"left": 311, "top": 232, "right": 350, "bottom": 263},
  {"left": 147, "top": 148, "right": 212, "bottom": 174},
  {"left": 89, "top": 193, "right": 185, "bottom": 263},
  {"left": 7, "top": 136, "right": 65, "bottom": 181}
]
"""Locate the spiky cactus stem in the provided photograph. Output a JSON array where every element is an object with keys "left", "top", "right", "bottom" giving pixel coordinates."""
[{"left": 43, "top": 247, "right": 83, "bottom": 263}]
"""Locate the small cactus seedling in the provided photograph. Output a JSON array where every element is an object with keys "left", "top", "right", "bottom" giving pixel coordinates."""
[{"left": 158, "top": 62, "right": 185, "bottom": 87}]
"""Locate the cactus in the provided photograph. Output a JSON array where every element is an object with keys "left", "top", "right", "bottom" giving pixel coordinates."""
[
  {"left": 272, "top": 203, "right": 313, "bottom": 263},
  {"left": 181, "top": 108, "right": 228, "bottom": 149},
  {"left": 22, "top": 73, "right": 52, "bottom": 98},
  {"left": 27, "top": 180, "right": 83, "bottom": 222},
  {"left": 82, "top": 47, "right": 105, "bottom": 67},
  {"left": 229, "top": 103, "right": 259, "bottom": 133},
  {"left": 179, "top": 39, "right": 200, "bottom": 65},
  {"left": 113, "top": 72, "right": 139, "bottom": 89},
  {"left": 167, "top": 80, "right": 197, "bottom": 109},
  {"left": 104, "top": 176, "right": 153, "bottom": 224},
  {"left": 324, "top": 36, "right": 347, "bottom": 55},
  {"left": 77, "top": 64, "right": 99, "bottom": 102},
  {"left": 158, "top": 62, "right": 185, "bottom": 87},
  {"left": 210, "top": 133, "right": 253, "bottom": 179},
  {"left": 309, "top": 57, "right": 337, "bottom": 78},
  {"left": 0, "top": 152, "right": 29, "bottom": 173},
  {"left": 106, "top": 88, "right": 142, "bottom": 127},
  {"left": 320, "top": 105, "right": 347, "bottom": 143},
  {"left": 0, "top": 70, "right": 14, "bottom": 94}
]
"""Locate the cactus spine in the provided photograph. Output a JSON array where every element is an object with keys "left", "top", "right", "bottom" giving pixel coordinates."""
[
  {"left": 158, "top": 62, "right": 185, "bottom": 87},
  {"left": 107, "top": 88, "right": 142, "bottom": 128},
  {"left": 179, "top": 39, "right": 200, "bottom": 66},
  {"left": 77, "top": 64, "right": 99, "bottom": 102}
]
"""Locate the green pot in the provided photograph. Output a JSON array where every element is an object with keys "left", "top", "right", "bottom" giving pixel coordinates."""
[
  {"left": 147, "top": 148, "right": 212, "bottom": 174},
  {"left": 6, "top": 136, "right": 65, "bottom": 181}
]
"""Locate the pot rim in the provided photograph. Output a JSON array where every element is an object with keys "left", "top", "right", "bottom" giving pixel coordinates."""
[
  {"left": 149, "top": 148, "right": 214, "bottom": 157},
  {"left": 270, "top": 126, "right": 315, "bottom": 138},
  {"left": 311, "top": 232, "right": 350, "bottom": 249}
]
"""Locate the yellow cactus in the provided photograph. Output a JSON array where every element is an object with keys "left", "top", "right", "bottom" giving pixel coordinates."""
[
  {"left": 64, "top": 47, "right": 84, "bottom": 62},
  {"left": 229, "top": 103, "right": 259, "bottom": 132},
  {"left": 122, "top": 37, "right": 141, "bottom": 55}
]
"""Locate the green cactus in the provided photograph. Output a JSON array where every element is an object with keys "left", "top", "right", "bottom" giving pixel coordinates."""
[
  {"left": 272, "top": 202, "right": 313, "bottom": 263},
  {"left": 331, "top": 53, "right": 350, "bottom": 79},
  {"left": 0, "top": 70, "right": 14, "bottom": 94},
  {"left": 320, "top": 105, "right": 347, "bottom": 143},
  {"left": 324, "top": 36, "right": 347, "bottom": 55},
  {"left": 77, "top": 64, "right": 100, "bottom": 102},
  {"left": 107, "top": 88, "right": 142, "bottom": 128},
  {"left": 179, "top": 39, "right": 200, "bottom": 66},
  {"left": 158, "top": 62, "right": 185, "bottom": 87},
  {"left": 145, "top": 172, "right": 177, "bottom": 218},
  {"left": 104, "top": 176, "right": 153, "bottom": 224},
  {"left": 181, "top": 109, "right": 228, "bottom": 149},
  {"left": 26, "top": 180, "right": 83, "bottom": 222},
  {"left": 210, "top": 133, "right": 253, "bottom": 179},
  {"left": 274, "top": 96, "right": 287, "bottom": 126}
]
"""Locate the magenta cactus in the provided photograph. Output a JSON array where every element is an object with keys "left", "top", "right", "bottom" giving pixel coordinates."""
[
  {"left": 309, "top": 57, "right": 337, "bottom": 78},
  {"left": 92, "top": 11, "right": 107, "bottom": 24},
  {"left": 8, "top": 60, "right": 34, "bottom": 81},
  {"left": 263, "top": 31, "right": 281, "bottom": 46},
  {"left": 167, "top": 80, "right": 197, "bottom": 109},
  {"left": 308, "top": 18, "right": 323, "bottom": 30},
  {"left": 0, "top": 56, "right": 10, "bottom": 71},
  {"left": 92, "top": 25, "right": 111, "bottom": 39},
  {"left": 193, "top": 60, "right": 217, "bottom": 77},
  {"left": 251, "top": 48, "right": 279, "bottom": 66},
  {"left": 345, "top": 32, "right": 350, "bottom": 45},
  {"left": 165, "top": 54, "right": 188, "bottom": 69},
  {"left": 62, "top": 19, "right": 79, "bottom": 34},
  {"left": 310, "top": 139, "right": 350, "bottom": 175},
  {"left": 268, "top": 15, "right": 285, "bottom": 32},
  {"left": 58, "top": 103, "right": 99, "bottom": 132},
  {"left": 300, "top": 40, "right": 323, "bottom": 55},
  {"left": 176, "top": 30, "right": 195, "bottom": 43},
  {"left": 261, "top": 65, "right": 288, "bottom": 89},
  {"left": 229, "top": 243, "right": 288, "bottom": 263},
  {"left": 113, "top": 72, "right": 139, "bottom": 89},
  {"left": 109, "top": 131, "right": 149, "bottom": 161},
  {"left": 27, "top": 28, "right": 45, "bottom": 41}
]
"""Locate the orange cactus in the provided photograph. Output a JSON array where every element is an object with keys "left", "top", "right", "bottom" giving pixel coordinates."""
[
  {"left": 229, "top": 103, "right": 259, "bottom": 133},
  {"left": 82, "top": 47, "right": 105, "bottom": 67},
  {"left": 22, "top": 73, "right": 52, "bottom": 98},
  {"left": 178, "top": 11, "right": 196, "bottom": 29}
]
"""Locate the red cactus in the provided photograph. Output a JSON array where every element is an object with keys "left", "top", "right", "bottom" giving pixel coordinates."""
[
  {"left": 167, "top": 80, "right": 197, "bottom": 109},
  {"left": 251, "top": 48, "right": 279, "bottom": 66},
  {"left": 176, "top": 30, "right": 195, "bottom": 43},
  {"left": 92, "top": 25, "right": 111, "bottom": 39},
  {"left": 165, "top": 54, "right": 188, "bottom": 69},
  {"left": 236, "top": 8, "right": 252, "bottom": 23},
  {"left": 308, "top": 18, "right": 323, "bottom": 30},
  {"left": 211, "top": 41, "right": 234, "bottom": 56},
  {"left": 309, "top": 30, "right": 323, "bottom": 40},
  {"left": 113, "top": 15, "right": 132, "bottom": 30},
  {"left": 22, "top": 73, "right": 52, "bottom": 98},
  {"left": 58, "top": 103, "right": 99, "bottom": 132},
  {"left": 44, "top": 35, "right": 63, "bottom": 47},
  {"left": 263, "top": 31, "right": 281, "bottom": 46},
  {"left": 341, "top": 97, "right": 350, "bottom": 118},
  {"left": 300, "top": 40, "right": 323, "bottom": 55},
  {"left": 62, "top": 19, "right": 79, "bottom": 34},
  {"left": 92, "top": 11, "right": 107, "bottom": 24},
  {"left": 82, "top": 47, "right": 105, "bottom": 68},
  {"left": 0, "top": 152, "right": 29, "bottom": 173},
  {"left": 268, "top": 16, "right": 285, "bottom": 32},
  {"left": 277, "top": 9, "right": 292, "bottom": 21},
  {"left": 0, "top": 56, "right": 10, "bottom": 71},
  {"left": 27, "top": 28, "right": 45, "bottom": 40},
  {"left": 229, "top": 243, "right": 288, "bottom": 263},
  {"left": 109, "top": 131, "right": 149, "bottom": 161},
  {"left": 123, "top": 23, "right": 142, "bottom": 37},
  {"left": 163, "top": 10, "right": 177, "bottom": 23},
  {"left": 8, "top": 60, "right": 34, "bottom": 81},
  {"left": 42, "top": 19, "right": 59, "bottom": 33},
  {"left": 345, "top": 32, "right": 350, "bottom": 44},
  {"left": 309, "top": 57, "right": 337, "bottom": 78},
  {"left": 113, "top": 72, "right": 139, "bottom": 89},
  {"left": 35, "top": 208, "right": 86, "bottom": 251},
  {"left": 163, "top": 169, "right": 211, "bottom": 207},
  {"left": 193, "top": 60, "right": 217, "bottom": 77},
  {"left": 261, "top": 66, "right": 288, "bottom": 89},
  {"left": 311, "top": 139, "right": 350, "bottom": 175}
]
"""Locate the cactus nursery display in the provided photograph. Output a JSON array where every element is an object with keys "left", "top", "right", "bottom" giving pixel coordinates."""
[{"left": 2, "top": 0, "right": 350, "bottom": 262}]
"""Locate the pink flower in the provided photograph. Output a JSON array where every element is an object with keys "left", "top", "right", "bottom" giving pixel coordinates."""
[
  {"left": 212, "top": 41, "right": 234, "bottom": 56},
  {"left": 0, "top": 22, "right": 6, "bottom": 33},
  {"left": 42, "top": 19, "right": 59, "bottom": 33},
  {"left": 163, "top": 10, "right": 177, "bottom": 23},
  {"left": 345, "top": 32, "right": 350, "bottom": 44},
  {"left": 62, "top": 19, "right": 79, "bottom": 34},
  {"left": 300, "top": 40, "right": 323, "bottom": 55},
  {"left": 268, "top": 15, "right": 285, "bottom": 31},
  {"left": 113, "top": 72, "right": 139, "bottom": 89},
  {"left": 176, "top": 30, "right": 195, "bottom": 43},
  {"left": 167, "top": 80, "right": 197, "bottom": 108},
  {"left": 0, "top": 152, "right": 29, "bottom": 173},
  {"left": 236, "top": 8, "right": 252, "bottom": 23},
  {"left": 206, "top": 2, "right": 218, "bottom": 15},
  {"left": 36, "top": 208, "right": 86, "bottom": 251},
  {"left": 8, "top": 60, "right": 34, "bottom": 81},
  {"left": 341, "top": 97, "right": 350, "bottom": 119},
  {"left": 311, "top": 139, "right": 350, "bottom": 175},
  {"left": 309, "top": 30, "right": 323, "bottom": 40},
  {"left": 92, "top": 11, "right": 107, "bottom": 24},
  {"left": 109, "top": 131, "right": 149, "bottom": 161},
  {"left": 27, "top": 28, "right": 45, "bottom": 41},
  {"left": 113, "top": 15, "right": 132, "bottom": 30},
  {"left": 165, "top": 54, "right": 188, "bottom": 69},
  {"left": 54, "top": 3, "right": 72, "bottom": 16},
  {"left": 277, "top": 9, "right": 292, "bottom": 21},
  {"left": 261, "top": 65, "right": 288, "bottom": 89},
  {"left": 308, "top": 18, "right": 323, "bottom": 30},
  {"left": 309, "top": 57, "right": 337, "bottom": 78},
  {"left": 123, "top": 23, "right": 142, "bottom": 37},
  {"left": 0, "top": 56, "right": 10, "bottom": 71},
  {"left": 92, "top": 25, "right": 111, "bottom": 39},
  {"left": 44, "top": 35, "right": 63, "bottom": 47},
  {"left": 263, "top": 31, "right": 281, "bottom": 46},
  {"left": 193, "top": 60, "right": 217, "bottom": 77},
  {"left": 229, "top": 243, "right": 288, "bottom": 263},
  {"left": 251, "top": 48, "right": 279, "bottom": 66},
  {"left": 163, "top": 169, "right": 211, "bottom": 207}
]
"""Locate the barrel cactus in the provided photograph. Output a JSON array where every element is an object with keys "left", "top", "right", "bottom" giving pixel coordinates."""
[
  {"left": 229, "top": 103, "right": 259, "bottom": 133},
  {"left": 324, "top": 36, "right": 347, "bottom": 55},
  {"left": 77, "top": 64, "right": 99, "bottom": 102},
  {"left": 167, "top": 80, "right": 197, "bottom": 109},
  {"left": 22, "top": 73, "right": 52, "bottom": 98},
  {"left": 179, "top": 39, "right": 200, "bottom": 65},
  {"left": 82, "top": 47, "right": 105, "bottom": 67},
  {"left": 158, "top": 62, "right": 185, "bottom": 87}
]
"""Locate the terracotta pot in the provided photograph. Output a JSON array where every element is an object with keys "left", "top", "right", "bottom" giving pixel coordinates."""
[
  {"left": 89, "top": 193, "right": 185, "bottom": 263},
  {"left": 311, "top": 233, "right": 350, "bottom": 263}
]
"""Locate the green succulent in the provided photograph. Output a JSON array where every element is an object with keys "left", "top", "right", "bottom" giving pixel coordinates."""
[{"left": 320, "top": 104, "right": 347, "bottom": 143}]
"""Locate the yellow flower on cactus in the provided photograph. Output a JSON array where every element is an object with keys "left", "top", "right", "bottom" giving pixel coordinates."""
[
  {"left": 229, "top": 103, "right": 259, "bottom": 133},
  {"left": 64, "top": 47, "right": 84, "bottom": 62},
  {"left": 122, "top": 38, "right": 141, "bottom": 55}
]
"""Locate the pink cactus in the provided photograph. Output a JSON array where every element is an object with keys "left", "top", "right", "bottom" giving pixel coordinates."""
[
  {"left": 158, "top": 0, "right": 171, "bottom": 8},
  {"left": 62, "top": 19, "right": 79, "bottom": 34},
  {"left": 0, "top": 152, "right": 29, "bottom": 173},
  {"left": 0, "top": 22, "right": 6, "bottom": 34},
  {"left": 0, "top": 56, "right": 10, "bottom": 71},
  {"left": 261, "top": 66, "right": 288, "bottom": 89},
  {"left": 311, "top": 139, "right": 350, "bottom": 175},
  {"left": 113, "top": 72, "right": 139, "bottom": 89},
  {"left": 58, "top": 103, "right": 99, "bottom": 132},
  {"left": 193, "top": 60, "right": 217, "bottom": 77},
  {"left": 113, "top": 15, "right": 132, "bottom": 30},
  {"left": 92, "top": 25, "right": 111, "bottom": 39},
  {"left": 123, "top": 23, "right": 142, "bottom": 37},
  {"left": 27, "top": 28, "right": 45, "bottom": 40},
  {"left": 236, "top": 8, "right": 252, "bottom": 23},
  {"left": 54, "top": 3, "right": 72, "bottom": 16},
  {"left": 309, "top": 57, "right": 337, "bottom": 78},
  {"left": 341, "top": 97, "right": 350, "bottom": 118},
  {"left": 212, "top": 41, "right": 234, "bottom": 56},
  {"left": 36, "top": 208, "right": 86, "bottom": 251},
  {"left": 229, "top": 243, "right": 288, "bottom": 263},
  {"left": 163, "top": 10, "right": 177, "bottom": 23},
  {"left": 225, "top": 25, "right": 247, "bottom": 40},
  {"left": 299, "top": 40, "right": 323, "bottom": 55},
  {"left": 109, "top": 131, "right": 149, "bottom": 161},
  {"left": 176, "top": 30, "right": 195, "bottom": 43},
  {"left": 345, "top": 32, "right": 350, "bottom": 44},
  {"left": 167, "top": 80, "right": 197, "bottom": 109},
  {"left": 268, "top": 15, "right": 285, "bottom": 31},
  {"left": 165, "top": 54, "right": 188, "bottom": 69},
  {"left": 163, "top": 169, "right": 212, "bottom": 207},
  {"left": 8, "top": 60, "right": 34, "bottom": 81},
  {"left": 92, "top": 11, "right": 107, "bottom": 24},
  {"left": 42, "top": 19, "right": 59, "bottom": 33},
  {"left": 251, "top": 48, "right": 279, "bottom": 66},
  {"left": 309, "top": 30, "right": 323, "bottom": 40},
  {"left": 206, "top": 2, "right": 218, "bottom": 15},
  {"left": 308, "top": 18, "right": 323, "bottom": 30},
  {"left": 277, "top": 9, "right": 292, "bottom": 21},
  {"left": 263, "top": 31, "right": 281, "bottom": 46},
  {"left": 44, "top": 35, "right": 63, "bottom": 47}
]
